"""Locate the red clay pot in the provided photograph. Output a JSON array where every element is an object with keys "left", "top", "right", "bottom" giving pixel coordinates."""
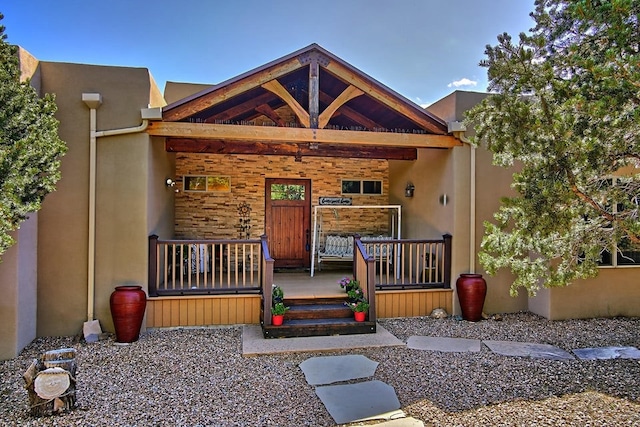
[
  {"left": 110, "top": 285, "right": 147, "bottom": 343},
  {"left": 272, "top": 314, "right": 284, "bottom": 326},
  {"left": 456, "top": 274, "right": 487, "bottom": 322},
  {"left": 354, "top": 311, "right": 366, "bottom": 322}
]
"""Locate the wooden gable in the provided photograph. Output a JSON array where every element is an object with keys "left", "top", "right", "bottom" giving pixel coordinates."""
[{"left": 148, "top": 44, "right": 461, "bottom": 159}]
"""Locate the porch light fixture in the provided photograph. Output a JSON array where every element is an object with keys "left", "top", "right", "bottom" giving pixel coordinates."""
[
  {"left": 165, "top": 178, "right": 179, "bottom": 192},
  {"left": 405, "top": 182, "right": 415, "bottom": 198}
]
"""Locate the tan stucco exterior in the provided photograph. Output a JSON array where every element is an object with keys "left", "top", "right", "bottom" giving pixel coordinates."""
[
  {"left": 1, "top": 52, "right": 638, "bottom": 360},
  {"left": 33, "top": 62, "right": 170, "bottom": 337},
  {"left": 0, "top": 215, "right": 38, "bottom": 360}
]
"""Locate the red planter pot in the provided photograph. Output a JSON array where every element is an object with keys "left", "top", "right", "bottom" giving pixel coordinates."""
[
  {"left": 456, "top": 274, "right": 487, "bottom": 322},
  {"left": 354, "top": 311, "right": 366, "bottom": 322},
  {"left": 272, "top": 314, "right": 284, "bottom": 326},
  {"left": 110, "top": 286, "right": 147, "bottom": 343}
]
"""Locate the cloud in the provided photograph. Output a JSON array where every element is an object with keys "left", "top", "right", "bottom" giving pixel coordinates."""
[{"left": 447, "top": 78, "right": 478, "bottom": 88}]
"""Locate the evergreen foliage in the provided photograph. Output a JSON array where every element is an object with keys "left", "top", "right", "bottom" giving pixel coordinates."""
[
  {"left": 466, "top": 0, "right": 639, "bottom": 295},
  {"left": 0, "top": 13, "right": 66, "bottom": 257}
]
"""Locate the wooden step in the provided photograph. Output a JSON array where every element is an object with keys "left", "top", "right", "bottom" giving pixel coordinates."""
[
  {"left": 263, "top": 319, "right": 376, "bottom": 338},
  {"left": 262, "top": 295, "right": 376, "bottom": 338},
  {"left": 286, "top": 303, "right": 353, "bottom": 320}
]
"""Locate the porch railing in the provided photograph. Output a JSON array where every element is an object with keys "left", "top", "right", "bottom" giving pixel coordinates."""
[
  {"left": 260, "top": 235, "right": 275, "bottom": 326},
  {"left": 359, "top": 233, "right": 452, "bottom": 290},
  {"left": 148, "top": 235, "right": 265, "bottom": 296},
  {"left": 353, "top": 237, "right": 377, "bottom": 323}
]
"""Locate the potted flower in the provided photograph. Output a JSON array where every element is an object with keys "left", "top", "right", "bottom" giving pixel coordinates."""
[
  {"left": 346, "top": 299, "right": 369, "bottom": 322},
  {"left": 271, "top": 302, "right": 289, "bottom": 326},
  {"left": 271, "top": 285, "right": 288, "bottom": 326},
  {"left": 272, "top": 284, "right": 284, "bottom": 305},
  {"left": 346, "top": 285, "right": 364, "bottom": 303},
  {"left": 339, "top": 277, "right": 359, "bottom": 293}
]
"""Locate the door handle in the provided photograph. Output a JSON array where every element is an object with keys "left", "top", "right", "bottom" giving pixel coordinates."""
[{"left": 305, "top": 229, "right": 310, "bottom": 251}]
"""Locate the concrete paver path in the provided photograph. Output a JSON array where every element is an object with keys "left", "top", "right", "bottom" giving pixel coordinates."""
[
  {"left": 315, "top": 380, "right": 402, "bottom": 424},
  {"left": 573, "top": 346, "right": 640, "bottom": 360},
  {"left": 407, "top": 336, "right": 482, "bottom": 353},
  {"left": 299, "top": 354, "right": 378, "bottom": 385}
]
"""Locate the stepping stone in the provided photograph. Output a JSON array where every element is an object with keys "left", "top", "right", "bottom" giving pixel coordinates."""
[
  {"left": 315, "top": 380, "right": 402, "bottom": 425},
  {"left": 483, "top": 340, "right": 574, "bottom": 360},
  {"left": 573, "top": 346, "right": 640, "bottom": 360},
  {"left": 407, "top": 336, "right": 481, "bottom": 353},
  {"left": 299, "top": 354, "right": 378, "bottom": 385}
]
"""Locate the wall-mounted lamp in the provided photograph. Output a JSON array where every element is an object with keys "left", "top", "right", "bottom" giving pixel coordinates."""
[
  {"left": 439, "top": 194, "right": 449, "bottom": 206},
  {"left": 165, "top": 178, "right": 179, "bottom": 193},
  {"left": 405, "top": 182, "right": 415, "bottom": 198}
]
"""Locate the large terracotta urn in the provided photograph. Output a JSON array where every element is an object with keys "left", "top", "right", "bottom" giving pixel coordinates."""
[
  {"left": 456, "top": 274, "right": 487, "bottom": 322},
  {"left": 110, "top": 285, "right": 147, "bottom": 343}
]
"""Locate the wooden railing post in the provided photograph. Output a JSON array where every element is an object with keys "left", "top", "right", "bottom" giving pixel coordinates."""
[
  {"left": 148, "top": 235, "right": 159, "bottom": 297},
  {"left": 261, "top": 235, "right": 274, "bottom": 325},
  {"left": 354, "top": 235, "right": 376, "bottom": 324},
  {"left": 443, "top": 233, "right": 452, "bottom": 289}
]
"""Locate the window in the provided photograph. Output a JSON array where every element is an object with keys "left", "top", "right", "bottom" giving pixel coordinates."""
[
  {"left": 270, "top": 184, "right": 305, "bottom": 200},
  {"left": 184, "top": 176, "right": 231, "bottom": 192},
  {"left": 341, "top": 179, "right": 382, "bottom": 195},
  {"left": 598, "top": 177, "right": 639, "bottom": 267}
]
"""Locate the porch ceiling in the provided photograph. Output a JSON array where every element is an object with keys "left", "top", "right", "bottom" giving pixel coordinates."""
[{"left": 157, "top": 44, "right": 462, "bottom": 155}]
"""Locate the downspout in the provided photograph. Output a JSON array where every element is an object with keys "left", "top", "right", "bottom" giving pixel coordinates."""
[
  {"left": 82, "top": 93, "right": 102, "bottom": 322},
  {"left": 81, "top": 93, "right": 161, "bottom": 322},
  {"left": 449, "top": 121, "right": 475, "bottom": 273}
]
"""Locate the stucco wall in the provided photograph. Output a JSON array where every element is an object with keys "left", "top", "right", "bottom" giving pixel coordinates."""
[
  {"left": 473, "top": 143, "right": 528, "bottom": 313},
  {"left": 36, "top": 62, "right": 166, "bottom": 336},
  {"left": 164, "top": 81, "right": 212, "bottom": 105},
  {"left": 173, "top": 155, "right": 390, "bottom": 240},
  {"left": 530, "top": 268, "right": 640, "bottom": 319},
  {"left": 423, "top": 91, "right": 530, "bottom": 315},
  {"left": 0, "top": 215, "right": 38, "bottom": 360}
]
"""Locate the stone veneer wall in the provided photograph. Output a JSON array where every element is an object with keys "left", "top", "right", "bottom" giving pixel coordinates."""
[{"left": 174, "top": 154, "right": 391, "bottom": 239}]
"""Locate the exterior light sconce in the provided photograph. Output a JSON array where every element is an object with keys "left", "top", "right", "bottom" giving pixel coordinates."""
[
  {"left": 439, "top": 194, "right": 449, "bottom": 206},
  {"left": 165, "top": 178, "right": 179, "bottom": 193},
  {"left": 405, "top": 182, "right": 415, "bottom": 198}
]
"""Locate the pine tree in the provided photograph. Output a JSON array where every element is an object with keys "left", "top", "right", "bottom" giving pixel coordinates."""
[
  {"left": 0, "top": 13, "right": 66, "bottom": 257},
  {"left": 466, "top": 0, "right": 640, "bottom": 296}
]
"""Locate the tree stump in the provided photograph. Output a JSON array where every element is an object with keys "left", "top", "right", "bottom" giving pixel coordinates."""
[{"left": 23, "top": 348, "right": 77, "bottom": 417}]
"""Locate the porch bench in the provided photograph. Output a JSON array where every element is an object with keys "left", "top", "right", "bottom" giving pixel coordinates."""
[
  {"left": 317, "top": 235, "right": 354, "bottom": 269},
  {"left": 317, "top": 235, "right": 393, "bottom": 269}
]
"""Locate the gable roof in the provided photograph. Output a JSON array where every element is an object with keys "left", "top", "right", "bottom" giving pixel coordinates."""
[{"left": 162, "top": 43, "right": 448, "bottom": 135}]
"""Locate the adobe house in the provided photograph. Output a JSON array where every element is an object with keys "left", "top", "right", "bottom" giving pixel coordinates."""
[{"left": 1, "top": 44, "right": 638, "bottom": 359}]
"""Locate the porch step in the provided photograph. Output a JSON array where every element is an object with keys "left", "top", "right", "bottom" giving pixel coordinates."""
[
  {"left": 287, "top": 303, "right": 353, "bottom": 320},
  {"left": 262, "top": 296, "right": 376, "bottom": 338},
  {"left": 263, "top": 319, "right": 376, "bottom": 338}
]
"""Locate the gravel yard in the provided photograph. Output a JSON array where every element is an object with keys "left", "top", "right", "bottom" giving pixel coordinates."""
[{"left": 1, "top": 312, "right": 639, "bottom": 426}]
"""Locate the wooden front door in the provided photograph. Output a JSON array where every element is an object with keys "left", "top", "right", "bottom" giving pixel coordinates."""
[{"left": 265, "top": 178, "right": 311, "bottom": 268}]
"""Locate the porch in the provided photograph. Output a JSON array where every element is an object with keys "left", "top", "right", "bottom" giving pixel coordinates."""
[{"left": 146, "top": 234, "right": 454, "bottom": 336}]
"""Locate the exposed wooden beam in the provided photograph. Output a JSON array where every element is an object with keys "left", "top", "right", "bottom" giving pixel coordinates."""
[
  {"left": 147, "top": 122, "right": 462, "bottom": 148},
  {"left": 166, "top": 138, "right": 418, "bottom": 160},
  {"left": 164, "top": 57, "right": 303, "bottom": 121},
  {"left": 261, "top": 80, "right": 310, "bottom": 128},
  {"left": 318, "top": 85, "right": 364, "bottom": 129},
  {"left": 318, "top": 91, "right": 382, "bottom": 129},
  {"left": 255, "top": 104, "right": 286, "bottom": 126},
  {"left": 324, "top": 61, "right": 446, "bottom": 134},
  {"left": 204, "top": 92, "right": 275, "bottom": 123},
  {"left": 309, "top": 57, "right": 319, "bottom": 129}
]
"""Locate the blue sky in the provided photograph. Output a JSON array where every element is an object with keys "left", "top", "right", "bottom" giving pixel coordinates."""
[{"left": 3, "top": 0, "right": 535, "bottom": 106}]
